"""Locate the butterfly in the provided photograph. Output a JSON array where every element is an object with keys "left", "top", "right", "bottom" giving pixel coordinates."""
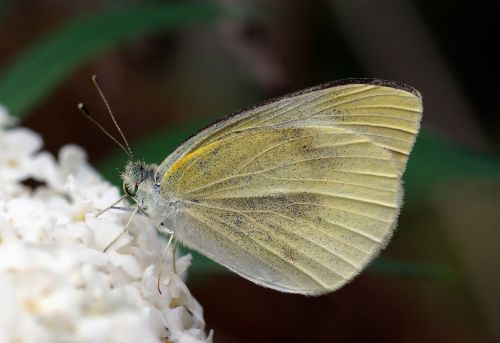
[{"left": 83, "top": 78, "right": 422, "bottom": 296}]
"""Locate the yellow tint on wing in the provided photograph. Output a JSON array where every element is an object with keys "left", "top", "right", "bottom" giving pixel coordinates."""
[{"left": 163, "top": 139, "right": 224, "bottom": 180}]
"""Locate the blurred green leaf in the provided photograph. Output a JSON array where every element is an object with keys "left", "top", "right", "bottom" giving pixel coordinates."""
[
  {"left": 405, "top": 133, "right": 500, "bottom": 199},
  {"left": 181, "top": 248, "right": 454, "bottom": 283},
  {"left": 0, "top": 3, "right": 222, "bottom": 117},
  {"left": 0, "top": 0, "right": 13, "bottom": 19},
  {"left": 370, "top": 258, "right": 454, "bottom": 279},
  {"left": 181, "top": 248, "right": 227, "bottom": 278}
]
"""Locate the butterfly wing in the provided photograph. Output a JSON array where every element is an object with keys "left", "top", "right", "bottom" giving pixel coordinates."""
[
  {"left": 159, "top": 79, "right": 422, "bottom": 295},
  {"left": 157, "top": 79, "right": 421, "bottom": 179}
]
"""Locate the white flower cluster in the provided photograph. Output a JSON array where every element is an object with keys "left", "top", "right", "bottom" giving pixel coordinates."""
[{"left": 0, "top": 105, "right": 212, "bottom": 343}]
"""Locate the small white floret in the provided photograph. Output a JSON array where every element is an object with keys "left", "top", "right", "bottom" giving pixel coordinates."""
[{"left": 0, "top": 107, "right": 212, "bottom": 343}]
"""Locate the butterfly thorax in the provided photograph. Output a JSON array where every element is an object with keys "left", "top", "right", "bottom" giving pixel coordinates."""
[{"left": 121, "top": 160, "right": 177, "bottom": 228}]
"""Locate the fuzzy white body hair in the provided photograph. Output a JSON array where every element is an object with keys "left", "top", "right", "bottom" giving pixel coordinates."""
[{"left": 122, "top": 161, "right": 177, "bottom": 231}]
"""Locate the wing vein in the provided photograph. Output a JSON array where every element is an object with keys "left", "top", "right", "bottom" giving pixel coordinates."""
[
  {"left": 257, "top": 86, "right": 384, "bottom": 126},
  {"left": 181, "top": 165, "right": 398, "bottom": 198},
  {"left": 185, "top": 207, "right": 332, "bottom": 288},
  {"left": 234, "top": 133, "right": 370, "bottom": 175},
  {"left": 234, "top": 132, "right": 321, "bottom": 174},
  {"left": 335, "top": 123, "right": 418, "bottom": 135},
  {"left": 186, "top": 175, "right": 397, "bottom": 200},
  {"left": 332, "top": 92, "right": 410, "bottom": 108},
  {"left": 344, "top": 105, "right": 421, "bottom": 113},
  {"left": 282, "top": 201, "right": 393, "bottom": 223},
  {"left": 259, "top": 156, "right": 396, "bottom": 177},
  {"left": 241, "top": 212, "right": 358, "bottom": 272},
  {"left": 229, "top": 99, "right": 293, "bottom": 129},
  {"left": 261, "top": 175, "right": 397, "bottom": 192},
  {"left": 255, "top": 92, "right": 328, "bottom": 126},
  {"left": 179, "top": 142, "right": 384, "bottom": 197},
  {"left": 204, "top": 190, "right": 397, "bottom": 209},
  {"left": 184, "top": 208, "right": 301, "bottom": 287},
  {"left": 270, "top": 211, "right": 378, "bottom": 250},
  {"left": 185, "top": 201, "right": 386, "bottom": 247},
  {"left": 310, "top": 113, "right": 417, "bottom": 122}
]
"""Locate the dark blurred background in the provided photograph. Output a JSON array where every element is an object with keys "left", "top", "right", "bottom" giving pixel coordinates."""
[{"left": 1, "top": 1, "right": 498, "bottom": 342}]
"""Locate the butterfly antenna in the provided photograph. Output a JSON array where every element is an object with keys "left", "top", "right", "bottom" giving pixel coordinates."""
[
  {"left": 91, "top": 75, "right": 134, "bottom": 157},
  {"left": 78, "top": 102, "right": 132, "bottom": 157}
]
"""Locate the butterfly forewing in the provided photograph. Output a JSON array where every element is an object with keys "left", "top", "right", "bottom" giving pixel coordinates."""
[{"left": 156, "top": 80, "right": 422, "bottom": 179}]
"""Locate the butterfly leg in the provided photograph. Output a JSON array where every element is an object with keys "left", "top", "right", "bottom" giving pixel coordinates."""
[
  {"left": 110, "top": 206, "right": 137, "bottom": 212},
  {"left": 157, "top": 227, "right": 176, "bottom": 294},
  {"left": 95, "top": 194, "right": 128, "bottom": 217},
  {"left": 103, "top": 205, "right": 139, "bottom": 252},
  {"left": 172, "top": 237, "right": 178, "bottom": 275}
]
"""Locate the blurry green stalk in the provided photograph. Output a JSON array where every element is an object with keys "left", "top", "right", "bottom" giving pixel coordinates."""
[{"left": 0, "top": 3, "right": 222, "bottom": 116}]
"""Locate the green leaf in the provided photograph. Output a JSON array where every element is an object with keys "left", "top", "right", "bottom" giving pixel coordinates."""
[
  {"left": 0, "top": 0, "right": 13, "bottom": 19},
  {"left": 405, "top": 132, "right": 500, "bottom": 199},
  {"left": 0, "top": 3, "right": 222, "bottom": 117},
  {"left": 182, "top": 248, "right": 453, "bottom": 281},
  {"left": 370, "top": 258, "right": 454, "bottom": 279}
]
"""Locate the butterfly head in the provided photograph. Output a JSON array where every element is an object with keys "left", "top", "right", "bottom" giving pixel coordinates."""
[
  {"left": 121, "top": 160, "right": 158, "bottom": 198},
  {"left": 121, "top": 160, "right": 173, "bottom": 227}
]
